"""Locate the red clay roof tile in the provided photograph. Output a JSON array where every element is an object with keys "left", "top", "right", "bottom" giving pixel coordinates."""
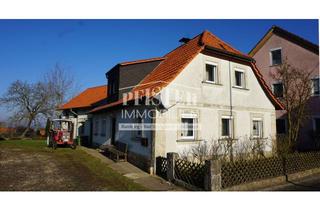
[
  {"left": 91, "top": 30, "right": 283, "bottom": 113},
  {"left": 59, "top": 85, "right": 107, "bottom": 110}
]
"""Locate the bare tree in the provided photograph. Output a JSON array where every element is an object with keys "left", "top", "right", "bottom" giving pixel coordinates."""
[
  {"left": 271, "top": 59, "right": 313, "bottom": 151},
  {"left": 44, "top": 63, "right": 77, "bottom": 118},
  {"left": 0, "top": 63, "right": 78, "bottom": 138},
  {"left": 0, "top": 81, "right": 51, "bottom": 137},
  {"left": 45, "top": 63, "right": 75, "bottom": 105}
]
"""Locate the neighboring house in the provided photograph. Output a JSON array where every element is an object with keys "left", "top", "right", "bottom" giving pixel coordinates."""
[
  {"left": 88, "top": 30, "right": 283, "bottom": 173},
  {"left": 249, "top": 26, "right": 320, "bottom": 151},
  {"left": 59, "top": 85, "right": 107, "bottom": 145}
]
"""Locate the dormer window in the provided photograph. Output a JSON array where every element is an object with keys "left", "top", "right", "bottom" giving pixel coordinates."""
[
  {"left": 270, "top": 48, "right": 282, "bottom": 66},
  {"left": 108, "top": 80, "right": 116, "bottom": 95}
]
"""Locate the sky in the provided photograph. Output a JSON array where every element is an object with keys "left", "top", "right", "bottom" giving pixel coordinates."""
[{"left": 0, "top": 19, "right": 318, "bottom": 121}]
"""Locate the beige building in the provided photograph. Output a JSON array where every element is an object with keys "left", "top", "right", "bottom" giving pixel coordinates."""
[{"left": 88, "top": 30, "right": 283, "bottom": 173}]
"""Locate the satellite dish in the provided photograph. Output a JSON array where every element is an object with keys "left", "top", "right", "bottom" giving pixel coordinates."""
[{"left": 152, "top": 90, "right": 171, "bottom": 111}]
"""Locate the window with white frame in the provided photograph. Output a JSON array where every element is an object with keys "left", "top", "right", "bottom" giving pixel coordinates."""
[
  {"left": 205, "top": 63, "right": 218, "bottom": 83},
  {"left": 94, "top": 120, "right": 99, "bottom": 136},
  {"left": 234, "top": 69, "right": 245, "bottom": 88},
  {"left": 312, "top": 78, "right": 319, "bottom": 96},
  {"left": 180, "top": 114, "right": 196, "bottom": 140},
  {"left": 252, "top": 118, "right": 263, "bottom": 138},
  {"left": 270, "top": 48, "right": 282, "bottom": 66},
  {"left": 313, "top": 118, "right": 320, "bottom": 135},
  {"left": 100, "top": 119, "right": 106, "bottom": 137},
  {"left": 272, "top": 82, "right": 284, "bottom": 98},
  {"left": 221, "top": 116, "right": 233, "bottom": 137}
]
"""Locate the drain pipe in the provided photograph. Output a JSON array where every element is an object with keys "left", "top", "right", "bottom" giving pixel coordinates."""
[
  {"left": 228, "top": 61, "right": 233, "bottom": 135},
  {"left": 228, "top": 60, "right": 234, "bottom": 161},
  {"left": 70, "top": 108, "right": 78, "bottom": 140}
]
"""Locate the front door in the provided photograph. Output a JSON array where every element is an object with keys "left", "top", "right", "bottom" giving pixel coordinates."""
[{"left": 111, "top": 117, "right": 116, "bottom": 145}]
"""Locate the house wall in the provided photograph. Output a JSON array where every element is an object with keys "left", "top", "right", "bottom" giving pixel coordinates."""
[
  {"left": 91, "top": 106, "right": 153, "bottom": 171},
  {"left": 252, "top": 34, "right": 319, "bottom": 150},
  {"left": 154, "top": 53, "right": 277, "bottom": 157}
]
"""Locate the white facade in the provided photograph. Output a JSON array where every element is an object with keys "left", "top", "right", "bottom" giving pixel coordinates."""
[
  {"left": 153, "top": 53, "right": 276, "bottom": 157},
  {"left": 92, "top": 52, "right": 277, "bottom": 166}
]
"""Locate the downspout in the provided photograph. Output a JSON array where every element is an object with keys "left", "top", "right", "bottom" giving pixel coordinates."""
[
  {"left": 228, "top": 60, "right": 234, "bottom": 161},
  {"left": 149, "top": 107, "right": 156, "bottom": 175},
  {"left": 70, "top": 108, "right": 78, "bottom": 141},
  {"left": 228, "top": 61, "right": 233, "bottom": 135}
]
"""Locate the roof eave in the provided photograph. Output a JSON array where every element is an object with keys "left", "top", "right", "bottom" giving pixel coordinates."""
[{"left": 204, "top": 46, "right": 255, "bottom": 63}]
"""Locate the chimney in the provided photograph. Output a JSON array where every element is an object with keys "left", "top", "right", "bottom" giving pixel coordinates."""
[{"left": 179, "top": 37, "right": 191, "bottom": 44}]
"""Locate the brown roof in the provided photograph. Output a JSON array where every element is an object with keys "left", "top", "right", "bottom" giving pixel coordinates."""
[
  {"left": 249, "top": 25, "right": 319, "bottom": 56},
  {"left": 59, "top": 85, "right": 107, "bottom": 110},
  {"left": 91, "top": 30, "right": 283, "bottom": 113}
]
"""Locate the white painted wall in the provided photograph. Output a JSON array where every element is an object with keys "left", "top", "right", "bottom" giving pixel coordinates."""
[{"left": 154, "top": 53, "right": 277, "bottom": 157}]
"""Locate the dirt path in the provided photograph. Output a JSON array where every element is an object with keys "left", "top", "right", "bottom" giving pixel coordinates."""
[{"left": 0, "top": 140, "right": 146, "bottom": 191}]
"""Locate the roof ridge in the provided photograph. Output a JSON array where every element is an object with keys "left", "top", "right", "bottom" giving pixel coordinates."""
[
  {"left": 120, "top": 56, "right": 165, "bottom": 66},
  {"left": 87, "top": 85, "right": 107, "bottom": 89},
  {"left": 201, "top": 30, "right": 247, "bottom": 56},
  {"left": 164, "top": 32, "right": 204, "bottom": 57}
]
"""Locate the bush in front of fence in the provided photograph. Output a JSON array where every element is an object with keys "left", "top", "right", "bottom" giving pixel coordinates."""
[{"left": 156, "top": 151, "right": 320, "bottom": 191}]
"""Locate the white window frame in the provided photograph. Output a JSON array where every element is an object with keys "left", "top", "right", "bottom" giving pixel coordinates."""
[
  {"left": 205, "top": 62, "right": 218, "bottom": 84},
  {"left": 252, "top": 118, "right": 263, "bottom": 138},
  {"left": 270, "top": 47, "right": 282, "bottom": 66},
  {"left": 180, "top": 113, "right": 197, "bottom": 140},
  {"left": 311, "top": 77, "right": 320, "bottom": 96},
  {"left": 221, "top": 115, "right": 233, "bottom": 138},
  {"left": 234, "top": 68, "right": 246, "bottom": 88}
]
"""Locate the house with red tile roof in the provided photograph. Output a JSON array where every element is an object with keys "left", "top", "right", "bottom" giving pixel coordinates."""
[
  {"left": 59, "top": 85, "right": 107, "bottom": 145},
  {"left": 83, "top": 30, "right": 283, "bottom": 173}
]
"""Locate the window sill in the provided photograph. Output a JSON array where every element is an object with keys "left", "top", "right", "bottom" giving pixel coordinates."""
[
  {"left": 177, "top": 139, "right": 203, "bottom": 143},
  {"left": 269, "top": 64, "right": 282, "bottom": 67},
  {"left": 232, "top": 86, "right": 249, "bottom": 91},
  {"left": 218, "top": 137, "right": 238, "bottom": 141},
  {"left": 250, "top": 137, "right": 267, "bottom": 140},
  {"left": 202, "top": 81, "right": 222, "bottom": 86},
  {"left": 132, "top": 136, "right": 143, "bottom": 142}
]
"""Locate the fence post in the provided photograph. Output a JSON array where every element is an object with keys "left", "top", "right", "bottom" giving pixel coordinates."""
[
  {"left": 167, "top": 152, "right": 178, "bottom": 182},
  {"left": 204, "top": 159, "right": 222, "bottom": 191}
]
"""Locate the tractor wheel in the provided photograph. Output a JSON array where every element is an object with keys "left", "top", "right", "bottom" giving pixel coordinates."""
[
  {"left": 71, "top": 141, "right": 77, "bottom": 150},
  {"left": 52, "top": 141, "right": 57, "bottom": 150},
  {"left": 47, "top": 137, "right": 53, "bottom": 148}
]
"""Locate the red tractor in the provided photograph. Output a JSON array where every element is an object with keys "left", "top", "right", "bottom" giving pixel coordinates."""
[{"left": 46, "top": 119, "right": 77, "bottom": 149}]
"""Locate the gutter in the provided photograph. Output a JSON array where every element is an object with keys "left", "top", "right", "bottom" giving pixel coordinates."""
[
  {"left": 204, "top": 46, "right": 255, "bottom": 63},
  {"left": 70, "top": 108, "right": 79, "bottom": 140}
]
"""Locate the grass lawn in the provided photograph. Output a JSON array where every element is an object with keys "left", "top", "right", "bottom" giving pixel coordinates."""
[{"left": 0, "top": 139, "right": 147, "bottom": 191}]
